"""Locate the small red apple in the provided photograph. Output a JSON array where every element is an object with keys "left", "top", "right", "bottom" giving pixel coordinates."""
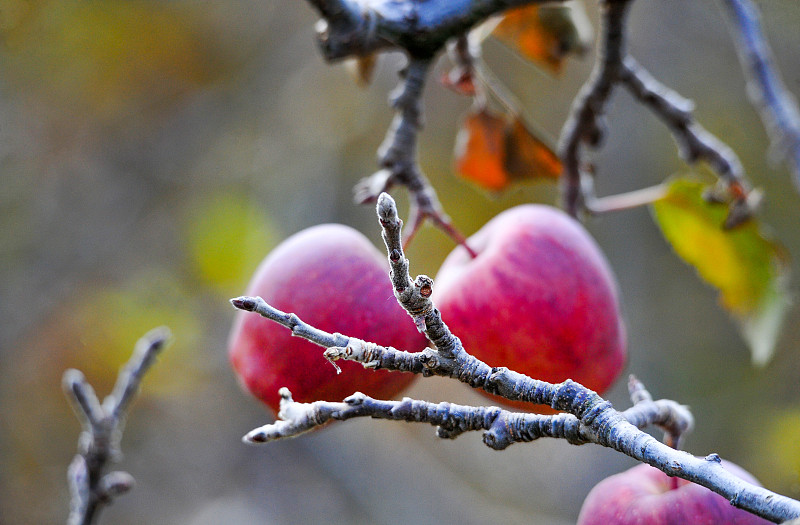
[
  {"left": 576, "top": 461, "right": 771, "bottom": 524},
  {"left": 433, "top": 205, "right": 626, "bottom": 410},
  {"left": 228, "top": 224, "right": 426, "bottom": 414}
]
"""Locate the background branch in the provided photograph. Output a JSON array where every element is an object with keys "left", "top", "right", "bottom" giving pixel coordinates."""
[
  {"left": 64, "top": 327, "right": 170, "bottom": 525},
  {"left": 619, "top": 56, "right": 758, "bottom": 227},
  {"left": 353, "top": 58, "right": 475, "bottom": 252},
  {"left": 306, "top": 0, "right": 561, "bottom": 61},
  {"left": 721, "top": 0, "right": 800, "bottom": 188},
  {"left": 558, "top": 0, "right": 633, "bottom": 216}
]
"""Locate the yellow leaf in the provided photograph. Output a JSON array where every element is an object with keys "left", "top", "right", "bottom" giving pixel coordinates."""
[
  {"left": 651, "top": 177, "right": 790, "bottom": 365},
  {"left": 184, "top": 193, "right": 278, "bottom": 293},
  {"left": 491, "top": 1, "right": 592, "bottom": 73}
]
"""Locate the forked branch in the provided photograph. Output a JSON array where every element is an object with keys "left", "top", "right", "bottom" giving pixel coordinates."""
[
  {"left": 64, "top": 327, "right": 170, "bottom": 525},
  {"left": 721, "top": 0, "right": 800, "bottom": 188},
  {"left": 558, "top": 0, "right": 756, "bottom": 223},
  {"left": 354, "top": 58, "right": 476, "bottom": 253}
]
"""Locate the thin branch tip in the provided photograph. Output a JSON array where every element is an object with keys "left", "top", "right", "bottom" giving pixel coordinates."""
[
  {"left": 62, "top": 368, "right": 86, "bottom": 390},
  {"left": 231, "top": 296, "right": 258, "bottom": 312},
  {"left": 376, "top": 192, "right": 398, "bottom": 219},
  {"left": 244, "top": 430, "right": 269, "bottom": 444},
  {"left": 138, "top": 326, "right": 172, "bottom": 350}
]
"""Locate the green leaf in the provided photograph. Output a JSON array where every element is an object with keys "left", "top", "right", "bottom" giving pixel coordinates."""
[{"left": 651, "top": 177, "right": 790, "bottom": 366}]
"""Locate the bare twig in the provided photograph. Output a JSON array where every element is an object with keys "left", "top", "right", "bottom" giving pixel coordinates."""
[
  {"left": 619, "top": 56, "right": 758, "bottom": 227},
  {"left": 721, "top": 0, "right": 800, "bottom": 188},
  {"left": 231, "top": 308, "right": 800, "bottom": 522},
  {"left": 558, "top": 0, "right": 757, "bottom": 225},
  {"left": 558, "top": 0, "right": 633, "bottom": 217},
  {"left": 64, "top": 327, "right": 170, "bottom": 525},
  {"left": 354, "top": 58, "right": 476, "bottom": 254},
  {"left": 623, "top": 375, "right": 693, "bottom": 450}
]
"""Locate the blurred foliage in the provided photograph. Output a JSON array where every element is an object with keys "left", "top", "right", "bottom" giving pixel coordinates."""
[
  {"left": 652, "top": 177, "right": 790, "bottom": 366},
  {"left": 184, "top": 192, "right": 278, "bottom": 295},
  {"left": 489, "top": 1, "right": 593, "bottom": 74},
  {"left": 63, "top": 272, "right": 204, "bottom": 394},
  {"left": 1, "top": 0, "right": 225, "bottom": 125},
  {"left": 764, "top": 410, "right": 800, "bottom": 491}
]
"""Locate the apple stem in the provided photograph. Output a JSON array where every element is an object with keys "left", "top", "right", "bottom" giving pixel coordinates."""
[
  {"left": 426, "top": 213, "right": 478, "bottom": 259},
  {"left": 583, "top": 182, "right": 669, "bottom": 214},
  {"left": 669, "top": 475, "right": 680, "bottom": 491}
]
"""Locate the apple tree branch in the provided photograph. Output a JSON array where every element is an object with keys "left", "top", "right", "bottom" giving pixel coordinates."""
[
  {"left": 307, "top": 0, "right": 562, "bottom": 250},
  {"left": 721, "top": 0, "right": 800, "bottom": 189},
  {"left": 231, "top": 193, "right": 800, "bottom": 523},
  {"left": 300, "top": 0, "right": 800, "bottom": 239},
  {"left": 63, "top": 327, "right": 171, "bottom": 525},
  {"left": 354, "top": 57, "right": 476, "bottom": 254},
  {"left": 557, "top": 0, "right": 756, "bottom": 224}
]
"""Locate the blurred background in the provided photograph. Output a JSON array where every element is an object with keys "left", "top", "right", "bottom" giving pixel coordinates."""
[{"left": 2, "top": 1, "right": 800, "bottom": 523}]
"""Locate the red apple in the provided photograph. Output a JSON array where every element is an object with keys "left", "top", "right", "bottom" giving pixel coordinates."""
[
  {"left": 576, "top": 461, "right": 771, "bottom": 524},
  {"left": 228, "top": 224, "right": 426, "bottom": 414},
  {"left": 433, "top": 205, "right": 626, "bottom": 410}
]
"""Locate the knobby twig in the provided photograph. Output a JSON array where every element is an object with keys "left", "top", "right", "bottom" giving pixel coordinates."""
[
  {"left": 558, "top": 0, "right": 756, "bottom": 224},
  {"left": 244, "top": 375, "right": 686, "bottom": 447},
  {"left": 310, "top": 0, "right": 560, "bottom": 251},
  {"left": 353, "top": 57, "right": 476, "bottom": 255},
  {"left": 558, "top": 0, "right": 632, "bottom": 216},
  {"left": 231, "top": 192, "right": 800, "bottom": 523},
  {"left": 721, "top": 0, "right": 800, "bottom": 189},
  {"left": 303, "top": 0, "right": 800, "bottom": 231},
  {"left": 618, "top": 56, "right": 759, "bottom": 227},
  {"left": 63, "top": 327, "right": 171, "bottom": 525}
]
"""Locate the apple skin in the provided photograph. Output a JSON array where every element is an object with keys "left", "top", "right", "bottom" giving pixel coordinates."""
[
  {"left": 228, "top": 224, "right": 426, "bottom": 415},
  {"left": 433, "top": 205, "right": 626, "bottom": 410},
  {"left": 576, "top": 461, "right": 771, "bottom": 525}
]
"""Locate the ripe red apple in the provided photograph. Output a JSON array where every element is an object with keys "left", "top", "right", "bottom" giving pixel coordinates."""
[
  {"left": 433, "top": 204, "right": 626, "bottom": 410},
  {"left": 576, "top": 461, "right": 771, "bottom": 524},
  {"left": 228, "top": 224, "right": 426, "bottom": 414}
]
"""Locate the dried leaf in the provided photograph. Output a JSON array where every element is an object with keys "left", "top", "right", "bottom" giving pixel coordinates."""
[
  {"left": 454, "top": 109, "right": 562, "bottom": 191},
  {"left": 504, "top": 118, "right": 562, "bottom": 181},
  {"left": 491, "top": 1, "right": 593, "bottom": 73},
  {"left": 651, "top": 177, "right": 790, "bottom": 365},
  {"left": 345, "top": 54, "right": 378, "bottom": 87},
  {"left": 454, "top": 108, "right": 508, "bottom": 191}
]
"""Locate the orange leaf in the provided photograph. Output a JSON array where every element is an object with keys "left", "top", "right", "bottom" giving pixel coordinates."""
[
  {"left": 504, "top": 118, "right": 562, "bottom": 181},
  {"left": 454, "top": 108, "right": 509, "bottom": 191},
  {"left": 491, "top": 3, "right": 592, "bottom": 73},
  {"left": 454, "top": 109, "right": 562, "bottom": 191}
]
